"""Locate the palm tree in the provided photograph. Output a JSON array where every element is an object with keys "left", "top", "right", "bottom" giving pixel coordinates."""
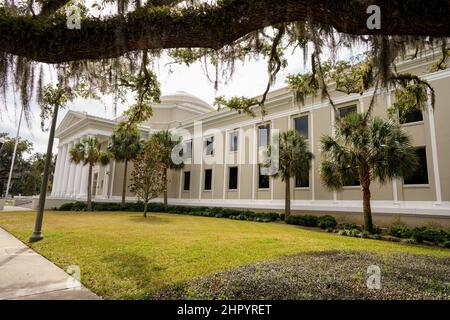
[
  {"left": 150, "top": 131, "right": 183, "bottom": 207},
  {"left": 69, "top": 136, "right": 110, "bottom": 211},
  {"left": 320, "top": 113, "right": 418, "bottom": 232},
  {"left": 108, "top": 125, "right": 142, "bottom": 206},
  {"left": 273, "top": 130, "right": 313, "bottom": 218}
]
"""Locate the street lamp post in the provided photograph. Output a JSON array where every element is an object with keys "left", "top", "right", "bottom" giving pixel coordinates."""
[{"left": 29, "top": 103, "right": 60, "bottom": 243}]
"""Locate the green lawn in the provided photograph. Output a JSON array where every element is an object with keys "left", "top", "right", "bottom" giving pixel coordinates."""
[{"left": 0, "top": 211, "right": 448, "bottom": 299}]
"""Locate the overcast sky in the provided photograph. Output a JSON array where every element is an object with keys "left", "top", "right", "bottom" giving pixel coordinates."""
[
  {"left": 0, "top": 45, "right": 361, "bottom": 155},
  {"left": 0, "top": 52, "right": 301, "bottom": 154}
]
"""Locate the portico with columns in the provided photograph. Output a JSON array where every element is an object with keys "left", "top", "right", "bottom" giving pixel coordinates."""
[
  {"left": 51, "top": 111, "right": 133, "bottom": 200},
  {"left": 50, "top": 91, "right": 212, "bottom": 203}
]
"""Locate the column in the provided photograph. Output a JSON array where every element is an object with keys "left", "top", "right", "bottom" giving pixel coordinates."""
[
  {"left": 102, "top": 164, "right": 110, "bottom": 198},
  {"left": 51, "top": 146, "right": 63, "bottom": 196},
  {"left": 222, "top": 129, "right": 228, "bottom": 200},
  {"left": 310, "top": 111, "right": 315, "bottom": 201},
  {"left": 72, "top": 162, "right": 83, "bottom": 198},
  {"left": 427, "top": 92, "right": 442, "bottom": 204},
  {"left": 57, "top": 143, "right": 69, "bottom": 197},
  {"left": 64, "top": 141, "right": 76, "bottom": 197},
  {"left": 331, "top": 106, "right": 338, "bottom": 202},
  {"left": 387, "top": 90, "right": 399, "bottom": 204},
  {"left": 69, "top": 138, "right": 80, "bottom": 198},
  {"left": 251, "top": 124, "right": 256, "bottom": 201},
  {"left": 79, "top": 163, "right": 89, "bottom": 198},
  {"left": 109, "top": 160, "right": 116, "bottom": 199}
]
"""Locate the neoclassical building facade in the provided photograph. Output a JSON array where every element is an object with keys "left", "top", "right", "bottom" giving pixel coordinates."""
[{"left": 48, "top": 52, "right": 450, "bottom": 226}]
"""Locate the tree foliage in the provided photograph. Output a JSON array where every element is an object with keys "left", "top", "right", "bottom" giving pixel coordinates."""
[
  {"left": 0, "top": 1, "right": 449, "bottom": 127},
  {"left": 0, "top": 132, "right": 33, "bottom": 195},
  {"left": 274, "top": 130, "right": 313, "bottom": 217},
  {"left": 108, "top": 123, "right": 142, "bottom": 205},
  {"left": 69, "top": 136, "right": 110, "bottom": 210},
  {"left": 149, "top": 130, "right": 183, "bottom": 206},
  {"left": 320, "top": 112, "right": 418, "bottom": 231},
  {"left": 130, "top": 138, "right": 166, "bottom": 217}
]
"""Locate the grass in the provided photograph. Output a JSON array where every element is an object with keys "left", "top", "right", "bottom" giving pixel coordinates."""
[
  {"left": 0, "top": 210, "right": 449, "bottom": 299},
  {"left": 153, "top": 251, "right": 450, "bottom": 300}
]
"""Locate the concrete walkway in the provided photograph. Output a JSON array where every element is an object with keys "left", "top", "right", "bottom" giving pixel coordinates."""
[
  {"left": 0, "top": 227, "right": 100, "bottom": 300},
  {"left": 1, "top": 206, "right": 32, "bottom": 212}
]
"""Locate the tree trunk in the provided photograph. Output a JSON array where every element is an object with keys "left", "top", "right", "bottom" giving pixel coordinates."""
[
  {"left": 3, "top": 0, "right": 450, "bottom": 63},
  {"left": 121, "top": 159, "right": 128, "bottom": 207},
  {"left": 29, "top": 103, "right": 60, "bottom": 243},
  {"left": 144, "top": 202, "right": 148, "bottom": 218},
  {"left": 163, "top": 168, "right": 168, "bottom": 208},
  {"left": 285, "top": 175, "right": 291, "bottom": 219},
  {"left": 360, "top": 171, "right": 373, "bottom": 233},
  {"left": 87, "top": 163, "right": 93, "bottom": 211}
]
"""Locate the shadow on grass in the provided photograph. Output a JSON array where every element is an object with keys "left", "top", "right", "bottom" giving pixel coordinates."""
[
  {"left": 148, "top": 250, "right": 450, "bottom": 300},
  {"left": 127, "top": 214, "right": 171, "bottom": 225},
  {"left": 101, "top": 251, "right": 167, "bottom": 295}
]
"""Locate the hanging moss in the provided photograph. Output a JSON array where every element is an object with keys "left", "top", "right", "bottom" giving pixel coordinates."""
[{"left": 0, "top": 0, "right": 449, "bottom": 126}]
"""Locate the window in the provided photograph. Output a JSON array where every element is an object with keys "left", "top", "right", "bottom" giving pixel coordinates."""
[
  {"left": 205, "top": 136, "right": 214, "bottom": 156},
  {"left": 258, "top": 165, "right": 270, "bottom": 189},
  {"left": 184, "top": 140, "right": 192, "bottom": 159},
  {"left": 404, "top": 147, "right": 429, "bottom": 185},
  {"left": 401, "top": 109, "right": 423, "bottom": 124},
  {"left": 228, "top": 167, "right": 238, "bottom": 190},
  {"left": 343, "top": 177, "right": 360, "bottom": 187},
  {"left": 229, "top": 131, "right": 239, "bottom": 152},
  {"left": 295, "top": 174, "right": 309, "bottom": 188},
  {"left": 339, "top": 105, "right": 357, "bottom": 118},
  {"left": 258, "top": 124, "right": 270, "bottom": 147},
  {"left": 183, "top": 171, "right": 191, "bottom": 191},
  {"left": 294, "top": 116, "right": 309, "bottom": 139},
  {"left": 204, "top": 169, "right": 212, "bottom": 190}
]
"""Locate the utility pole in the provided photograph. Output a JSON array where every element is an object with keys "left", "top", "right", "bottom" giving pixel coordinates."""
[{"left": 5, "top": 104, "right": 24, "bottom": 199}]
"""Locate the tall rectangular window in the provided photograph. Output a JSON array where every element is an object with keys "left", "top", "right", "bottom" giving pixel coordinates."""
[
  {"left": 183, "top": 171, "right": 191, "bottom": 191},
  {"left": 401, "top": 109, "right": 423, "bottom": 124},
  {"left": 295, "top": 174, "right": 309, "bottom": 188},
  {"left": 205, "top": 136, "right": 214, "bottom": 156},
  {"left": 229, "top": 131, "right": 239, "bottom": 152},
  {"left": 258, "top": 124, "right": 270, "bottom": 147},
  {"left": 404, "top": 147, "right": 429, "bottom": 185},
  {"left": 204, "top": 169, "right": 212, "bottom": 190},
  {"left": 184, "top": 140, "right": 192, "bottom": 158},
  {"left": 258, "top": 165, "right": 270, "bottom": 189},
  {"left": 294, "top": 115, "right": 309, "bottom": 139},
  {"left": 228, "top": 167, "right": 238, "bottom": 190},
  {"left": 343, "top": 176, "right": 360, "bottom": 187},
  {"left": 339, "top": 105, "right": 357, "bottom": 118}
]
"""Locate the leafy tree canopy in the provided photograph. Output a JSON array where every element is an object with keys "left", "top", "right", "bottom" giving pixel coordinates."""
[{"left": 0, "top": 0, "right": 449, "bottom": 127}]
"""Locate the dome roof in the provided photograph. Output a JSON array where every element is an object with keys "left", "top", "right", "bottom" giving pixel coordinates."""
[{"left": 160, "top": 91, "right": 214, "bottom": 112}]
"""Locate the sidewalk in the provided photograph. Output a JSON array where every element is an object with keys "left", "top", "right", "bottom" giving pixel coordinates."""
[
  {"left": 0, "top": 227, "right": 100, "bottom": 300},
  {"left": 1, "top": 206, "right": 32, "bottom": 212}
]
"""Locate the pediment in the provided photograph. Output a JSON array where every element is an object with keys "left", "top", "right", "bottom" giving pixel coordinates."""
[{"left": 55, "top": 111, "right": 87, "bottom": 137}]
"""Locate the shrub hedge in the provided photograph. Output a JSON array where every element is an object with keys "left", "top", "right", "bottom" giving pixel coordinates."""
[
  {"left": 388, "top": 224, "right": 412, "bottom": 239},
  {"left": 317, "top": 215, "right": 338, "bottom": 229},
  {"left": 285, "top": 214, "right": 338, "bottom": 229},
  {"left": 57, "top": 201, "right": 450, "bottom": 248},
  {"left": 57, "top": 201, "right": 281, "bottom": 223},
  {"left": 286, "top": 215, "right": 319, "bottom": 227},
  {"left": 411, "top": 227, "right": 450, "bottom": 245}
]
